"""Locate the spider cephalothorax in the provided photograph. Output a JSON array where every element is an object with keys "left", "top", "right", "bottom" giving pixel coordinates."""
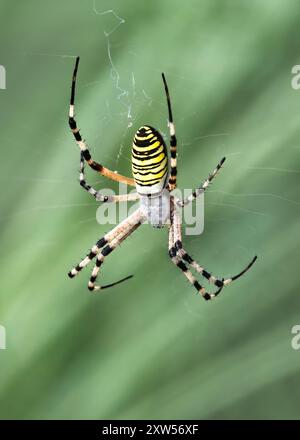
[{"left": 67, "top": 57, "right": 257, "bottom": 298}]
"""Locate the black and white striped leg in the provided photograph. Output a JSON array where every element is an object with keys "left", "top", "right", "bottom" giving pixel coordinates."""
[
  {"left": 69, "top": 57, "right": 135, "bottom": 187},
  {"left": 162, "top": 73, "right": 177, "bottom": 191},
  {"left": 79, "top": 152, "right": 140, "bottom": 203},
  {"left": 68, "top": 234, "right": 108, "bottom": 279},
  {"left": 169, "top": 207, "right": 257, "bottom": 298},
  {"left": 176, "top": 157, "right": 226, "bottom": 208},
  {"left": 168, "top": 229, "right": 223, "bottom": 300},
  {"left": 174, "top": 240, "right": 257, "bottom": 289},
  {"left": 68, "top": 208, "right": 144, "bottom": 279},
  {"left": 88, "top": 219, "right": 142, "bottom": 291},
  {"left": 174, "top": 240, "right": 224, "bottom": 288},
  {"left": 79, "top": 152, "right": 105, "bottom": 201},
  {"left": 168, "top": 201, "right": 223, "bottom": 300}
]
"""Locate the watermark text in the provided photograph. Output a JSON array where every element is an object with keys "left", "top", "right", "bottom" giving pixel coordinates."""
[
  {"left": 291, "top": 65, "right": 300, "bottom": 90},
  {"left": 0, "top": 325, "right": 6, "bottom": 350},
  {"left": 0, "top": 65, "right": 6, "bottom": 90},
  {"left": 95, "top": 183, "right": 205, "bottom": 235}
]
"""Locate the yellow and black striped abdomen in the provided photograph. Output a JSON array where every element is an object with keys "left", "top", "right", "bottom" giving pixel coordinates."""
[{"left": 132, "top": 126, "right": 168, "bottom": 195}]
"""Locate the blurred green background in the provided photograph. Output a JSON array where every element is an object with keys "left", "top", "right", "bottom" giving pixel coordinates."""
[{"left": 0, "top": 0, "right": 300, "bottom": 420}]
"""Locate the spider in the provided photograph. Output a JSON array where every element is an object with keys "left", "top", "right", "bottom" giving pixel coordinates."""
[{"left": 68, "top": 57, "right": 257, "bottom": 299}]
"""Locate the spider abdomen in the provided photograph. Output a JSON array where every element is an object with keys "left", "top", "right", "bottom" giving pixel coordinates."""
[{"left": 132, "top": 126, "right": 168, "bottom": 195}]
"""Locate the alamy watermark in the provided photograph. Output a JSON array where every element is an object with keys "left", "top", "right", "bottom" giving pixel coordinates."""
[
  {"left": 0, "top": 67, "right": 6, "bottom": 343},
  {"left": 291, "top": 325, "right": 300, "bottom": 350},
  {"left": 291, "top": 65, "right": 300, "bottom": 90},
  {"left": 0, "top": 65, "right": 6, "bottom": 90},
  {"left": 0, "top": 325, "right": 6, "bottom": 350},
  {"left": 95, "top": 183, "right": 205, "bottom": 235}
]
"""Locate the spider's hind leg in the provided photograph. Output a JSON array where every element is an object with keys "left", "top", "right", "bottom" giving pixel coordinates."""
[
  {"left": 69, "top": 56, "right": 135, "bottom": 187},
  {"left": 161, "top": 73, "right": 177, "bottom": 191},
  {"left": 79, "top": 152, "right": 140, "bottom": 203}
]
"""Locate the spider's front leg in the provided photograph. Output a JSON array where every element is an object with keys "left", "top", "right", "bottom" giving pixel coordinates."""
[
  {"left": 168, "top": 198, "right": 257, "bottom": 300},
  {"left": 68, "top": 208, "right": 145, "bottom": 291},
  {"left": 87, "top": 208, "right": 145, "bottom": 291},
  {"left": 174, "top": 238, "right": 257, "bottom": 293},
  {"left": 168, "top": 199, "right": 223, "bottom": 300},
  {"left": 79, "top": 152, "right": 140, "bottom": 203}
]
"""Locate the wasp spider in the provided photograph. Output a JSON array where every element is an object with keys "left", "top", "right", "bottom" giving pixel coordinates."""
[{"left": 68, "top": 57, "right": 257, "bottom": 299}]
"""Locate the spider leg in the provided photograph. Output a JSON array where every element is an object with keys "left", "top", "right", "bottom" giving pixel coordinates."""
[
  {"left": 168, "top": 227, "right": 223, "bottom": 300},
  {"left": 68, "top": 208, "right": 144, "bottom": 278},
  {"left": 161, "top": 73, "right": 177, "bottom": 191},
  {"left": 168, "top": 201, "right": 223, "bottom": 300},
  {"left": 174, "top": 240, "right": 257, "bottom": 289},
  {"left": 173, "top": 206, "right": 256, "bottom": 289},
  {"left": 88, "top": 214, "right": 143, "bottom": 291},
  {"left": 79, "top": 152, "right": 140, "bottom": 203},
  {"left": 175, "top": 157, "right": 226, "bottom": 208},
  {"left": 169, "top": 201, "right": 257, "bottom": 300},
  {"left": 69, "top": 56, "right": 135, "bottom": 187}
]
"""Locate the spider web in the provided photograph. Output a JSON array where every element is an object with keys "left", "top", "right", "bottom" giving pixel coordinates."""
[
  {"left": 3, "top": 0, "right": 300, "bottom": 301},
  {"left": 1, "top": 3, "right": 300, "bottom": 421},
  {"left": 2, "top": 0, "right": 298, "bottom": 245},
  {"left": 86, "top": 1, "right": 300, "bottom": 319}
]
